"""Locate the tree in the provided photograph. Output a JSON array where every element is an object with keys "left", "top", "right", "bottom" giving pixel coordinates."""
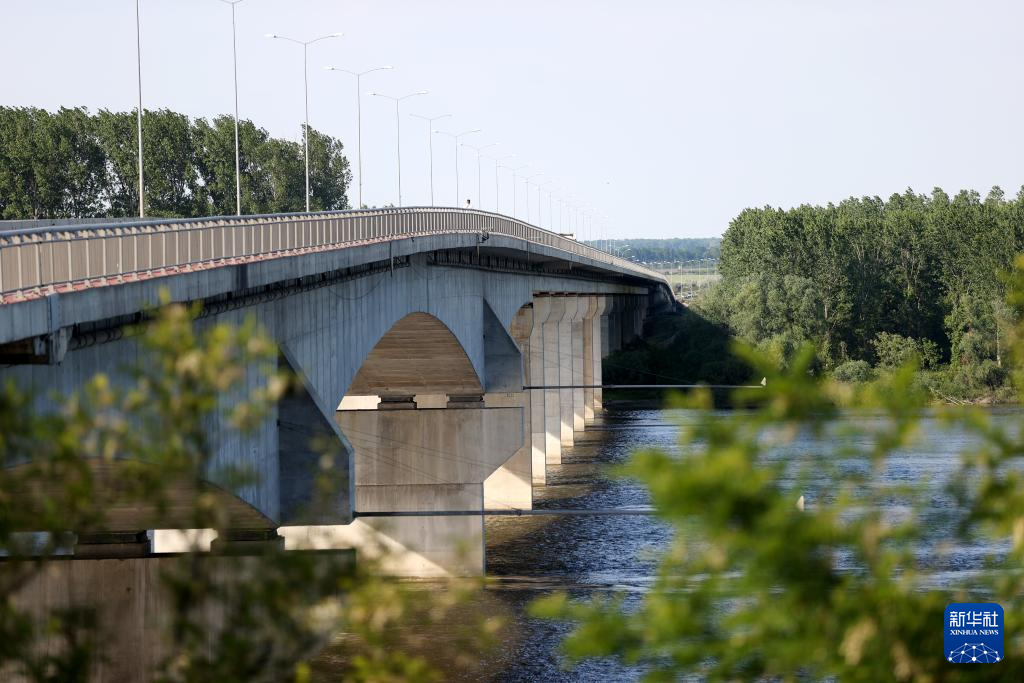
[
  {"left": 706, "top": 185, "right": 1024, "bottom": 387},
  {"left": 259, "top": 137, "right": 305, "bottom": 214},
  {"left": 307, "top": 125, "right": 351, "bottom": 212},
  {"left": 0, "top": 106, "right": 353, "bottom": 221},
  {"left": 0, "top": 107, "right": 40, "bottom": 219},
  {"left": 93, "top": 108, "right": 142, "bottom": 217}
]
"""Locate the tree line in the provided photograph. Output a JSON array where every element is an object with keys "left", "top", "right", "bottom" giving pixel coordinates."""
[
  {"left": 589, "top": 237, "right": 720, "bottom": 263},
  {"left": 698, "top": 187, "right": 1024, "bottom": 397},
  {"left": 0, "top": 106, "right": 351, "bottom": 221}
]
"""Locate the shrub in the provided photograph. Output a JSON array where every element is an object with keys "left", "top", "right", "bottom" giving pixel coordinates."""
[
  {"left": 970, "top": 359, "right": 1008, "bottom": 390},
  {"left": 831, "top": 359, "right": 873, "bottom": 383},
  {"left": 871, "top": 332, "right": 939, "bottom": 369}
]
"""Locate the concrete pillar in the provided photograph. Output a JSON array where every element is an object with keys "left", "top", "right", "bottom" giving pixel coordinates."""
[
  {"left": 528, "top": 298, "right": 550, "bottom": 482},
  {"left": 558, "top": 296, "right": 581, "bottom": 447},
  {"left": 10, "top": 550, "right": 354, "bottom": 683},
  {"left": 483, "top": 392, "right": 532, "bottom": 509},
  {"left": 589, "top": 296, "right": 611, "bottom": 418},
  {"left": 283, "top": 401, "right": 522, "bottom": 577},
  {"left": 542, "top": 296, "right": 566, "bottom": 464},
  {"left": 600, "top": 295, "right": 613, "bottom": 359},
  {"left": 619, "top": 296, "right": 638, "bottom": 348},
  {"left": 638, "top": 296, "right": 650, "bottom": 337},
  {"left": 582, "top": 296, "right": 596, "bottom": 424},
  {"left": 575, "top": 297, "right": 596, "bottom": 432},
  {"left": 607, "top": 295, "right": 623, "bottom": 354},
  {"left": 482, "top": 304, "right": 534, "bottom": 507}
]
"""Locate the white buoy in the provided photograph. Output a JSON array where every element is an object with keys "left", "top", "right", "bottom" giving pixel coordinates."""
[{"left": 796, "top": 495, "right": 805, "bottom": 511}]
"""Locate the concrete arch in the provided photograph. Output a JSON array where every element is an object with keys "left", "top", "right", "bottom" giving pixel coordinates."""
[{"left": 346, "top": 312, "right": 483, "bottom": 397}]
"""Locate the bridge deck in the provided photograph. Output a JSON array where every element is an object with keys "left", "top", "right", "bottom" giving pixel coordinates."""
[{"left": 0, "top": 207, "right": 665, "bottom": 305}]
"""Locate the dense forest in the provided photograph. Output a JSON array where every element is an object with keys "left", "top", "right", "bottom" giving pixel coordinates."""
[
  {"left": 588, "top": 237, "right": 720, "bottom": 263},
  {"left": 0, "top": 106, "right": 351, "bottom": 220},
  {"left": 695, "top": 187, "right": 1024, "bottom": 400}
]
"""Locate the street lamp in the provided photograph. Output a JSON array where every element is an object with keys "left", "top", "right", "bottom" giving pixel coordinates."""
[
  {"left": 409, "top": 112, "right": 451, "bottom": 206},
  {"left": 217, "top": 0, "right": 245, "bottom": 215},
  {"left": 434, "top": 129, "right": 480, "bottom": 206},
  {"left": 325, "top": 65, "right": 392, "bottom": 208},
  {"left": 462, "top": 142, "right": 498, "bottom": 209},
  {"left": 487, "top": 153, "right": 515, "bottom": 213},
  {"left": 266, "top": 31, "right": 343, "bottom": 213},
  {"left": 538, "top": 181, "right": 554, "bottom": 229},
  {"left": 134, "top": 0, "right": 145, "bottom": 217},
  {"left": 505, "top": 164, "right": 528, "bottom": 219},
  {"left": 371, "top": 90, "right": 429, "bottom": 206},
  {"left": 523, "top": 172, "right": 544, "bottom": 224}
]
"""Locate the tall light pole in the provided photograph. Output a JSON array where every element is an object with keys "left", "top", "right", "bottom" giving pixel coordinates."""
[
  {"left": 325, "top": 65, "right": 393, "bottom": 208},
  {"left": 488, "top": 153, "right": 515, "bottom": 213},
  {"left": 371, "top": 90, "right": 428, "bottom": 206},
  {"left": 538, "top": 181, "right": 554, "bottom": 230},
  {"left": 462, "top": 142, "right": 498, "bottom": 209},
  {"left": 217, "top": 0, "right": 245, "bottom": 215},
  {"left": 134, "top": 0, "right": 145, "bottom": 217},
  {"left": 266, "top": 31, "right": 343, "bottom": 213},
  {"left": 523, "top": 172, "right": 544, "bottom": 224},
  {"left": 409, "top": 112, "right": 451, "bottom": 206},
  {"left": 507, "top": 164, "right": 528, "bottom": 219},
  {"left": 435, "top": 129, "right": 480, "bottom": 206}
]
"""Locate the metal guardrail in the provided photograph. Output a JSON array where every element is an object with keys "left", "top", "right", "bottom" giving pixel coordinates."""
[{"left": 0, "top": 206, "right": 665, "bottom": 301}]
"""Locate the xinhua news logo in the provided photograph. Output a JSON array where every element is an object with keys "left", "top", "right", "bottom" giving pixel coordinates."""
[{"left": 945, "top": 603, "right": 1004, "bottom": 664}]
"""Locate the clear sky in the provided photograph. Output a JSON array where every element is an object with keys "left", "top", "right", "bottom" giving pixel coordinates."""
[{"left": 3, "top": 0, "right": 1022, "bottom": 238}]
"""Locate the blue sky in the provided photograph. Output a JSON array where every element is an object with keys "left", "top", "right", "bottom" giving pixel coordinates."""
[{"left": 3, "top": 0, "right": 1022, "bottom": 238}]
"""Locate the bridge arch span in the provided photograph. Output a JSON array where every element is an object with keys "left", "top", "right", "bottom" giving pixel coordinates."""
[{"left": 345, "top": 311, "right": 483, "bottom": 399}]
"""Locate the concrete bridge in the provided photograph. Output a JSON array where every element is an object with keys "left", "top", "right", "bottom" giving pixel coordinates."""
[{"left": 0, "top": 207, "right": 671, "bottom": 576}]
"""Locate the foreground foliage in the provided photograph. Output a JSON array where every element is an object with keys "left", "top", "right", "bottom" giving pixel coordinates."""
[
  {"left": 536, "top": 257, "right": 1024, "bottom": 680},
  {"left": 0, "top": 299, "right": 493, "bottom": 682}
]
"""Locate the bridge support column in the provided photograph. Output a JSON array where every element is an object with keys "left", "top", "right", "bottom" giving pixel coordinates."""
[
  {"left": 619, "top": 296, "right": 639, "bottom": 348},
  {"left": 572, "top": 297, "right": 592, "bottom": 434},
  {"left": 542, "top": 297, "right": 567, "bottom": 464},
  {"left": 284, "top": 400, "right": 522, "bottom": 577},
  {"left": 528, "top": 299, "right": 550, "bottom": 483},
  {"left": 585, "top": 296, "right": 609, "bottom": 421},
  {"left": 482, "top": 392, "right": 533, "bottom": 509},
  {"left": 607, "top": 295, "right": 624, "bottom": 354},
  {"left": 600, "top": 295, "right": 612, "bottom": 361},
  {"left": 488, "top": 304, "right": 539, "bottom": 497},
  {"left": 558, "top": 297, "right": 581, "bottom": 447}
]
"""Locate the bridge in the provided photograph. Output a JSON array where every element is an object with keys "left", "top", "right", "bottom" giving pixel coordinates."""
[{"left": 0, "top": 207, "right": 672, "bottom": 576}]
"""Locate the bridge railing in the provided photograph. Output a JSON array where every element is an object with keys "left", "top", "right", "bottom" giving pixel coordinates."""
[{"left": 0, "top": 207, "right": 664, "bottom": 300}]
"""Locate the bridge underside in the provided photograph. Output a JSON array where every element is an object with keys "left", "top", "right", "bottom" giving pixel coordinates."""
[{"left": 1, "top": 229, "right": 661, "bottom": 577}]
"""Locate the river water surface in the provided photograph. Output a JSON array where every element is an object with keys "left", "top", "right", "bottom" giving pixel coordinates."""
[{"left": 473, "top": 405, "right": 1020, "bottom": 682}]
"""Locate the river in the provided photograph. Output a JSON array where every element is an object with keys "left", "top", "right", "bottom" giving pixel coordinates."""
[{"left": 473, "top": 405, "right": 1020, "bottom": 682}]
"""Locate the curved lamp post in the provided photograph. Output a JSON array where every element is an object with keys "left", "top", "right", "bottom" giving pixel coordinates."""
[
  {"left": 134, "top": 0, "right": 145, "bottom": 217},
  {"left": 462, "top": 142, "right": 498, "bottom": 209},
  {"left": 409, "top": 112, "right": 452, "bottom": 206},
  {"left": 325, "top": 65, "right": 392, "bottom": 208},
  {"left": 487, "top": 153, "right": 516, "bottom": 213},
  {"left": 265, "top": 31, "right": 343, "bottom": 213},
  {"left": 523, "top": 172, "right": 544, "bottom": 224},
  {"left": 435, "top": 128, "right": 480, "bottom": 206},
  {"left": 217, "top": 0, "right": 245, "bottom": 215},
  {"left": 371, "top": 90, "right": 429, "bottom": 206}
]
